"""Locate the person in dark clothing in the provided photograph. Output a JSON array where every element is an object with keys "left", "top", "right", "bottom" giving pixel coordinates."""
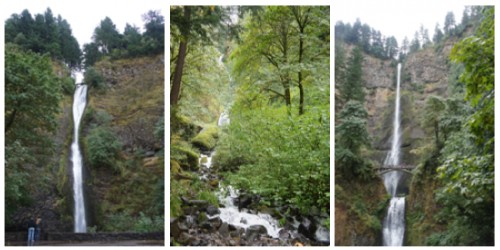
[{"left": 27, "top": 218, "right": 36, "bottom": 246}]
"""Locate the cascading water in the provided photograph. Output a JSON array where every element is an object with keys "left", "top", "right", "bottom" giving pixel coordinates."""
[
  {"left": 71, "top": 81, "right": 88, "bottom": 233},
  {"left": 382, "top": 63, "right": 405, "bottom": 246}
]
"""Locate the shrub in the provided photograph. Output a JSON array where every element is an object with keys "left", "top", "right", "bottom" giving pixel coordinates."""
[{"left": 86, "top": 127, "right": 122, "bottom": 170}]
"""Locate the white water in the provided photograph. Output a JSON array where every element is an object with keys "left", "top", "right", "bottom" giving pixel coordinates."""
[
  {"left": 384, "top": 63, "right": 402, "bottom": 167},
  {"left": 382, "top": 63, "right": 405, "bottom": 246},
  {"left": 383, "top": 197, "right": 405, "bottom": 246},
  {"left": 218, "top": 111, "right": 230, "bottom": 126},
  {"left": 71, "top": 83, "right": 88, "bottom": 233},
  {"left": 214, "top": 185, "right": 283, "bottom": 238}
]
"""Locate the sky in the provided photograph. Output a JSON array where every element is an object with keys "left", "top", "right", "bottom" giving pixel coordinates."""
[
  {"left": 2, "top": 0, "right": 166, "bottom": 48},
  {"left": 333, "top": 0, "right": 473, "bottom": 45}
]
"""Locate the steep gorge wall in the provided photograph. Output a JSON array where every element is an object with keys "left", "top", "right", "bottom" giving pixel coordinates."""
[{"left": 350, "top": 42, "right": 454, "bottom": 166}]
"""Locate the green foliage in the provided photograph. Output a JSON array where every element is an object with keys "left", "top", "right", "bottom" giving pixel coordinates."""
[
  {"left": 335, "top": 101, "right": 372, "bottom": 179},
  {"left": 427, "top": 7, "right": 494, "bottom": 246},
  {"left": 85, "top": 127, "right": 122, "bottom": 170},
  {"left": 196, "top": 190, "right": 219, "bottom": 207},
  {"left": 133, "top": 212, "right": 164, "bottom": 233},
  {"left": 84, "top": 67, "right": 105, "bottom": 89},
  {"left": 450, "top": 6, "right": 494, "bottom": 149},
  {"left": 218, "top": 105, "right": 330, "bottom": 213},
  {"left": 339, "top": 47, "right": 365, "bottom": 103},
  {"left": 5, "top": 44, "right": 64, "bottom": 222},
  {"left": 5, "top": 8, "right": 82, "bottom": 68},
  {"left": 83, "top": 11, "right": 164, "bottom": 68}
]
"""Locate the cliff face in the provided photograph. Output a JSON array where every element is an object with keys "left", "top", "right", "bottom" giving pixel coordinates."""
[
  {"left": 82, "top": 54, "right": 164, "bottom": 231},
  {"left": 348, "top": 41, "right": 455, "bottom": 166}
]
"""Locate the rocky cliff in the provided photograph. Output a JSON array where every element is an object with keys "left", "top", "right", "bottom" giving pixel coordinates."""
[
  {"left": 81, "top": 54, "right": 164, "bottom": 232},
  {"left": 342, "top": 41, "right": 455, "bottom": 166}
]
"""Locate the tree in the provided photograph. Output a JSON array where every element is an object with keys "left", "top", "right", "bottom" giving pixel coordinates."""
[
  {"left": 410, "top": 31, "right": 421, "bottom": 52},
  {"left": 335, "top": 101, "right": 371, "bottom": 179},
  {"left": 5, "top": 8, "right": 82, "bottom": 68},
  {"left": 422, "top": 95, "right": 446, "bottom": 148},
  {"left": 450, "top": 7, "right": 494, "bottom": 150},
  {"left": 431, "top": 7, "right": 494, "bottom": 245},
  {"left": 384, "top": 36, "right": 398, "bottom": 59},
  {"left": 170, "top": 6, "right": 223, "bottom": 106},
  {"left": 340, "top": 46, "right": 364, "bottom": 103},
  {"left": 433, "top": 23, "right": 444, "bottom": 44},
  {"left": 83, "top": 42, "right": 102, "bottom": 68},
  {"left": 93, "top": 17, "right": 122, "bottom": 54},
  {"left": 143, "top": 10, "right": 164, "bottom": 54},
  {"left": 291, "top": 6, "right": 310, "bottom": 115},
  {"left": 444, "top": 11, "right": 456, "bottom": 35},
  {"left": 122, "top": 24, "right": 143, "bottom": 57},
  {"left": 5, "top": 44, "right": 63, "bottom": 222}
]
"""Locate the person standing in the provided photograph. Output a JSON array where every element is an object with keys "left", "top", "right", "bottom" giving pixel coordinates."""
[
  {"left": 27, "top": 217, "right": 35, "bottom": 246},
  {"left": 35, "top": 217, "right": 42, "bottom": 242}
]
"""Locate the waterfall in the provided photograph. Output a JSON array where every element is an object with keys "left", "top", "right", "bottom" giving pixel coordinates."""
[
  {"left": 384, "top": 63, "right": 402, "bottom": 167},
  {"left": 71, "top": 84, "right": 88, "bottom": 233},
  {"left": 382, "top": 63, "right": 405, "bottom": 246}
]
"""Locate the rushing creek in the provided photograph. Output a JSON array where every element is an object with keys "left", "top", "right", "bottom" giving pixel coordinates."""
[
  {"left": 196, "top": 111, "right": 329, "bottom": 243},
  {"left": 382, "top": 63, "right": 405, "bottom": 246}
]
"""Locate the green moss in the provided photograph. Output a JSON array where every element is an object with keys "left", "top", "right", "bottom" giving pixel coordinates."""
[
  {"left": 170, "top": 160, "right": 181, "bottom": 175},
  {"left": 191, "top": 126, "right": 219, "bottom": 151},
  {"left": 171, "top": 144, "right": 199, "bottom": 171}
]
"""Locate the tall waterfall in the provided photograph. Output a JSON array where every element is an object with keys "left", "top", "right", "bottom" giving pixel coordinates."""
[
  {"left": 384, "top": 63, "right": 402, "bottom": 167},
  {"left": 71, "top": 84, "right": 88, "bottom": 233},
  {"left": 382, "top": 63, "right": 405, "bottom": 246}
]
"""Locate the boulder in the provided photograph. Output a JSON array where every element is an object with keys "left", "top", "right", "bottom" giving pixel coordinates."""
[
  {"left": 206, "top": 205, "right": 220, "bottom": 216},
  {"left": 218, "top": 222, "right": 230, "bottom": 238},
  {"left": 245, "top": 225, "right": 268, "bottom": 242},
  {"left": 170, "top": 218, "right": 188, "bottom": 238},
  {"left": 298, "top": 217, "right": 317, "bottom": 240}
]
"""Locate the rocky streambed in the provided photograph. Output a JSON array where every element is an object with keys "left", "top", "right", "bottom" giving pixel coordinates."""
[{"left": 170, "top": 151, "right": 329, "bottom": 246}]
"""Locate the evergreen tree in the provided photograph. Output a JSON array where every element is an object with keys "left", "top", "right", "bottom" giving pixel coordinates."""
[
  {"left": 341, "top": 46, "right": 364, "bottom": 103},
  {"left": 444, "top": 11, "right": 456, "bottom": 35},
  {"left": 433, "top": 23, "right": 444, "bottom": 44}
]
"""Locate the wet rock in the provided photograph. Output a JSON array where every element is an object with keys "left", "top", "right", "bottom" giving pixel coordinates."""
[
  {"left": 206, "top": 205, "right": 220, "bottom": 216},
  {"left": 240, "top": 217, "right": 247, "bottom": 224},
  {"left": 298, "top": 217, "right": 317, "bottom": 240},
  {"left": 245, "top": 225, "right": 268, "bottom": 242},
  {"left": 279, "top": 229, "right": 291, "bottom": 240},
  {"left": 170, "top": 218, "right": 188, "bottom": 238},
  {"left": 209, "top": 216, "right": 222, "bottom": 230},
  {"left": 218, "top": 222, "right": 230, "bottom": 238},
  {"left": 178, "top": 232, "right": 195, "bottom": 245}
]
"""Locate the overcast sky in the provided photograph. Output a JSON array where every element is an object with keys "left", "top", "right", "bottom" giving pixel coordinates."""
[
  {"left": 333, "top": 0, "right": 475, "bottom": 45},
  {"left": 2, "top": 0, "right": 165, "bottom": 48}
]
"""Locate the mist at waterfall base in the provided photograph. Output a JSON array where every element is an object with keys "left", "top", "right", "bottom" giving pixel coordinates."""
[
  {"left": 71, "top": 79, "right": 88, "bottom": 233},
  {"left": 382, "top": 63, "right": 405, "bottom": 246}
]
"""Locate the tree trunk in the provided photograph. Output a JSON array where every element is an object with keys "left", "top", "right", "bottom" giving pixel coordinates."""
[
  {"left": 170, "top": 40, "right": 187, "bottom": 106},
  {"left": 170, "top": 7, "right": 191, "bottom": 106},
  {"left": 298, "top": 35, "right": 304, "bottom": 115}
]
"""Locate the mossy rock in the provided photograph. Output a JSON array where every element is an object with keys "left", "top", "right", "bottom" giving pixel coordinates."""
[
  {"left": 191, "top": 126, "right": 219, "bottom": 151},
  {"left": 171, "top": 108, "right": 201, "bottom": 140},
  {"left": 171, "top": 160, "right": 181, "bottom": 174},
  {"left": 171, "top": 145, "right": 199, "bottom": 171}
]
